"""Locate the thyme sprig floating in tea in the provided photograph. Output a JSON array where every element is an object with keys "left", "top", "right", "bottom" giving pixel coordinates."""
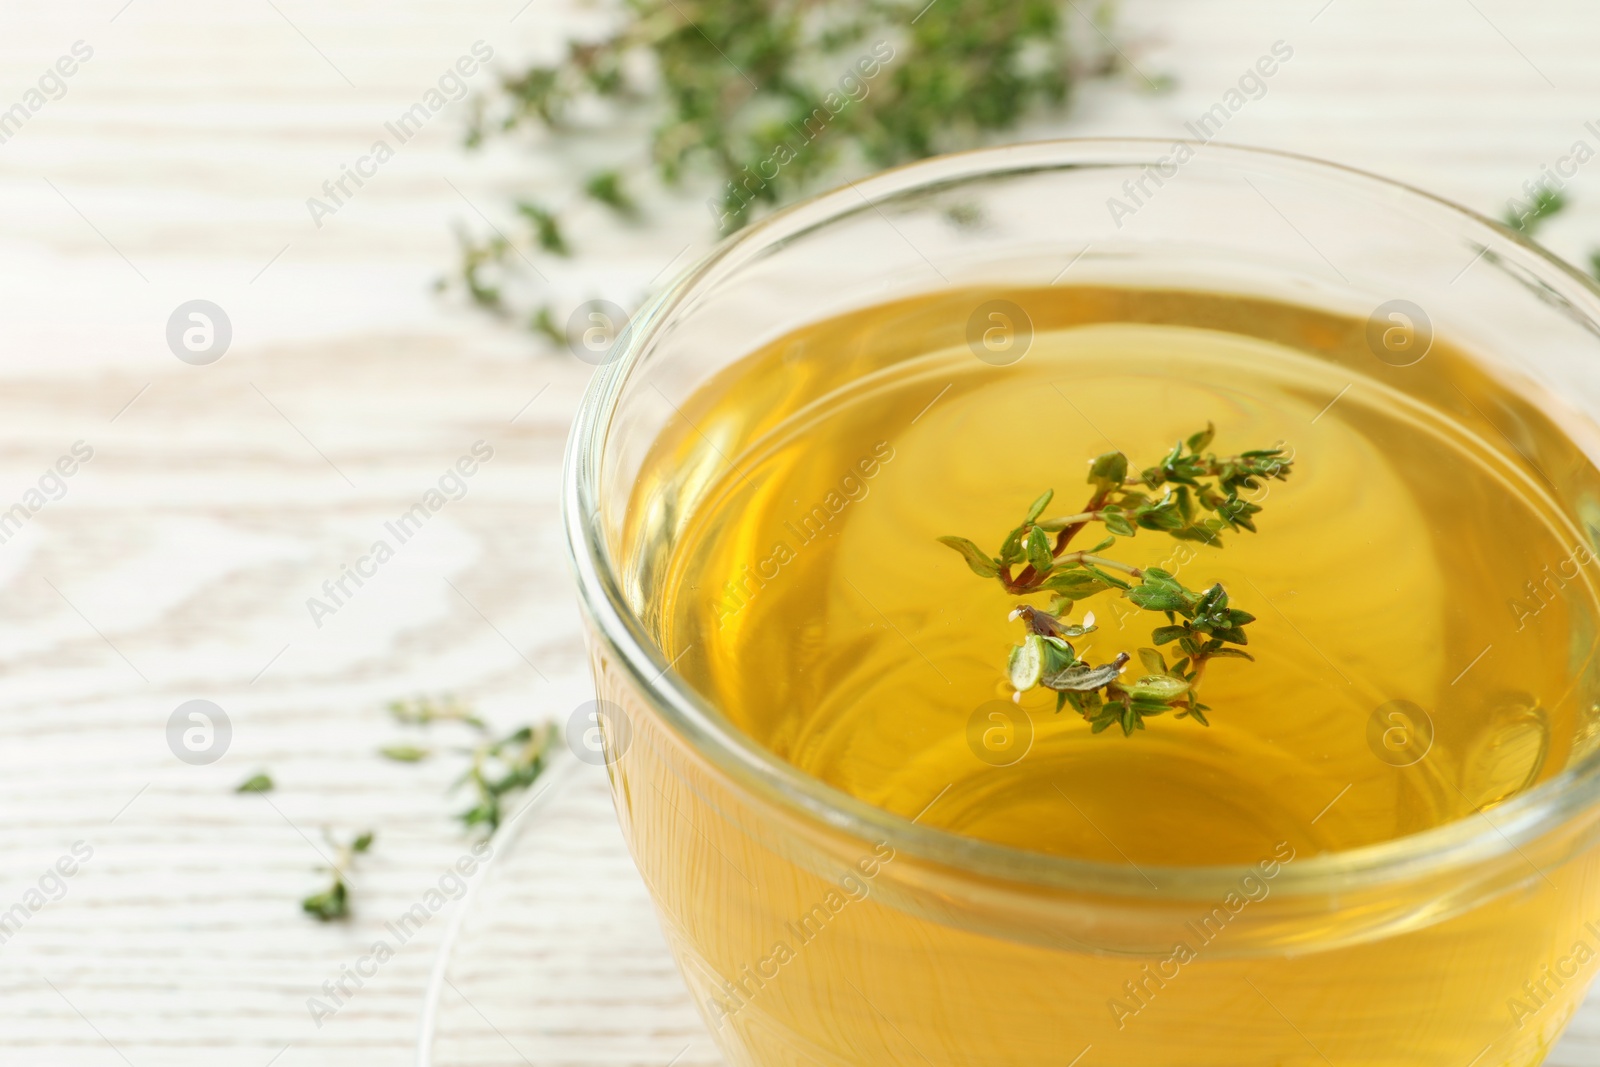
[
  {"left": 447, "top": 0, "right": 1139, "bottom": 329},
  {"left": 939, "top": 425, "right": 1293, "bottom": 735}
]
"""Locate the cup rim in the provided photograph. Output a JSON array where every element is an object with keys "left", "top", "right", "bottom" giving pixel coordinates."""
[{"left": 563, "top": 137, "right": 1600, "bottom": 900}]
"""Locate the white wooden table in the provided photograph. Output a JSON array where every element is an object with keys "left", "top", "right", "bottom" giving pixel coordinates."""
[{"left": 0, "top": 0, "right": 1595, "bottom": 1063}]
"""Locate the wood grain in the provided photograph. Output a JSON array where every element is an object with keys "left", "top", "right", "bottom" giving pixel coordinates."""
[{"left": 0, "top": 0, "right": 1595, "bottom": 1063}]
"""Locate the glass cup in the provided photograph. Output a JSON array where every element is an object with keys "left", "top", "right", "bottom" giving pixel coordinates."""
[{"left": 564, "top": 140, "right": 1600, "bottom": 1066}]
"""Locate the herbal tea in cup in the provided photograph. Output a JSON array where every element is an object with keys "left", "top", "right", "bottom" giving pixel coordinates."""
[{"left": 567, "top": 142, "right": 1600, "bottom": 1066}]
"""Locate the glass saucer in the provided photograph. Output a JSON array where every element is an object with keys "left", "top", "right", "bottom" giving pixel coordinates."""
[
  {"left": 415, "top": 753, "right": 1600, "bottom": 1067},
  {"left": 415, "top": 753, "right": 723, "bottom": 1067}
]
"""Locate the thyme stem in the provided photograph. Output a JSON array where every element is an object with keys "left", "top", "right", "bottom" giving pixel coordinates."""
[{"left": 1069, "top": 553, "right": 1143, "bottom": 577}]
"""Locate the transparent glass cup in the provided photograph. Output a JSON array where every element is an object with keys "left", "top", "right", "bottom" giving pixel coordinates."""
[{"left": 564, "top": 140, "right": 1600, "bottom": 1066}]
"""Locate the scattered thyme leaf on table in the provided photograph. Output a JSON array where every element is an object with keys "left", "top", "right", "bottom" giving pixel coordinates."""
[
  {"left": 939, "top": 424, "right": 1293, "bottom": 736},
  {"left": 387, "top": 695, "right": 486, "bottom": 730},
  {"left": 235, "top": 771, "right": 274, "bottom": 793},
  {"left": 301, "top": 829, "right": 374, "bottom": 922},
  {"left": 1496, "top": 184, "right": 1600, "bottom": 283},
  {"left": 447, "top": 0, "right": 1143, "bottom": 330},
  {"left": 290, "top": 693, "right": 555, "bottom": 921},
  {"left": 455, "top": 722, "right": 558, "bottom": 834},
  {"left": 1502, "top": 186, "right": 1566, "bottom": 235},
  {"left": 388, "top": 695, "right": 557, "bottom": 834}
]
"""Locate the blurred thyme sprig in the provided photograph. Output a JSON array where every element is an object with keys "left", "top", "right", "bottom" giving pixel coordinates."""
[
  {"left": 455, "top": 722, "right": 558, "bottom": 833},
  {"left": 301, "top": 830, "right": 374, "bottom": 922},
  {"left": 1500, "top": 185, "right": 1600, "bottom": 282},
  {"left": 939, "top": 425, "right": 1293, "bottom": 735},
  {"left": 387, "top": 695, "right": 486, "bottom": 730},
  {"left": 446, "top": 0, "right": 1139, "bottom": 330},
  {"left": 387, "top": 695, "right": 556, "bottom": 834},
  {"left": 1503, "top": 186, "right": 1568, "bottom": 237}
]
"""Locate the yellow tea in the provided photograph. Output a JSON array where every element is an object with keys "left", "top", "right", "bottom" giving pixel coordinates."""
[
  {"left": 618, "top": 285, "right": 1600, "bottom": 1064},
  {"left": 656, "top": 287, "right": 1600, "bottom": 863}
]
